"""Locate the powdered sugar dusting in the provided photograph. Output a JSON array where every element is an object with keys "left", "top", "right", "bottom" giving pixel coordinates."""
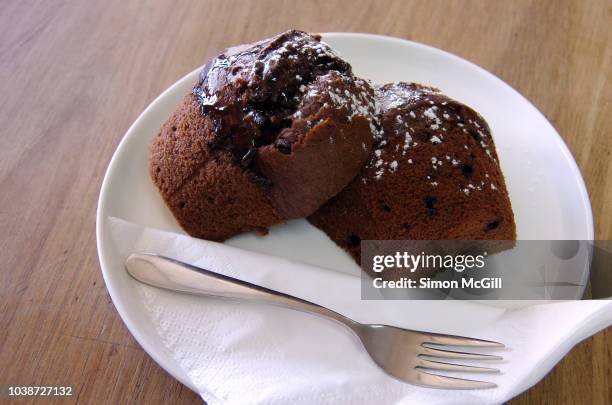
[{"left": 361, "top": 83, "right": 503, "bottom": 193}]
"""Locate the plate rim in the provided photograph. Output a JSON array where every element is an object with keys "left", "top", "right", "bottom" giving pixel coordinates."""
[{"left": 96, "top": 32, "right": 595, "bottom": 396}]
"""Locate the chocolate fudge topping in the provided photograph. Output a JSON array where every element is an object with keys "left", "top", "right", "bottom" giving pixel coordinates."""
[{"left": 192, "top": 30, "right": 352, "bottom": 161}]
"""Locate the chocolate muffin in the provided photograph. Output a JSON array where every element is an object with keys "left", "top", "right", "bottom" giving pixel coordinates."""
[
  {"left": 150, "top": 30, "right": 379, "bottom": 240},
  {"left": 309, "top": 82, "right": 516, "bottom": 263}
]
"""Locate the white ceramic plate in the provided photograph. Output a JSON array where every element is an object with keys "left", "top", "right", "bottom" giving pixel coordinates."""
[{"left": 96, "top": 33, "right": 593, "bottom": 391}]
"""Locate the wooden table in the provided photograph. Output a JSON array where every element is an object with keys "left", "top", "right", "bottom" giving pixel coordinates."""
[{"left": 1, "top": 0, "right": 610, "bottom": 403}]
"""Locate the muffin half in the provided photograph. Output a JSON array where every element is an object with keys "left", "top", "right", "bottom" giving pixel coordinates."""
[
  {"left": 309, "top": 82, "right": 516, "bottom": 263},
  {"left": 150, "top": 30, "right": 379, "bottom": 240}
]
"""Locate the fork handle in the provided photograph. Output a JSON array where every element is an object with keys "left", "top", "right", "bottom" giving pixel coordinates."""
[{"left": 125, "top": 253, "right": 355, "bottom": 326}]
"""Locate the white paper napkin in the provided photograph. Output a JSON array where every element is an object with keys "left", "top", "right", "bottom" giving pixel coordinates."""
[{"left": 107, "top": 217, "right": 611, "bottom": 405}]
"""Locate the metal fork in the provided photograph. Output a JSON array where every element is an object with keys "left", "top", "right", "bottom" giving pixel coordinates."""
[{"left": 126, "top": 253, "right": 504, "bottom": 389}]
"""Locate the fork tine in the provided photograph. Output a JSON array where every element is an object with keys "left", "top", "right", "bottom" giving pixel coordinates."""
[
  {"left": 421, "top": 346, "right": 503, "bottom": 360},
  {"left": 415, "top": 370, "right": 497, "bottom": 389},
  {"left": 425, "top": 332, "right": 504, "bottom": 347},
  {"left": 417, "top": 358, "right": 499, "bottom": 373}
]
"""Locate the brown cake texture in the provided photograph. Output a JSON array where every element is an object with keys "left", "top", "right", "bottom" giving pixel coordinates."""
[
  {"left": 150, "top": 30, "right": 379, "bottom": 240},
  {"left": 309, "top": 82, "right": 516, "bottom": 263}
]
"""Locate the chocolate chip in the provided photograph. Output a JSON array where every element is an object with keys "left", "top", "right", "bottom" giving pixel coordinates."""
[
  {"left": 253, "top": 175, "right": 272, "bottom": 189},
  {"left": 347, "top": 234, "right": 361, "bottom": 247},
  {"left": 275, "top": 138, "right": 292, "bottom": 154},
  {"left": 461, "top": 164, "right": 473, "bottom": 178},
  {"left": 485, "top": 220, "right": 500, "bottom": 231},
  {"left": 383, "top": 204, "right": 392, "bottom": 212},
  {"left": 424, "top": 196, "right": 437, "bottom": 216},
  {"left": 249, "top": 110, "right": 268, "bottom": 127}
]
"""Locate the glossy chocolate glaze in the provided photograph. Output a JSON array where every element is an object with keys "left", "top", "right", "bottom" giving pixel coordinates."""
[{"left": 192, "top": 30, "right": 352, "bottom": 163}]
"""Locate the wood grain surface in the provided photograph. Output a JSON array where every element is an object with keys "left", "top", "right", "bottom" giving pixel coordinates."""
[{"left": 0, "top": 0, "right": 610, "bottom": 403}]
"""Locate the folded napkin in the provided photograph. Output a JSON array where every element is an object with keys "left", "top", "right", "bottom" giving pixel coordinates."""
[{"left": 107, "top": 217, "right": 611, "bottom": 405}]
